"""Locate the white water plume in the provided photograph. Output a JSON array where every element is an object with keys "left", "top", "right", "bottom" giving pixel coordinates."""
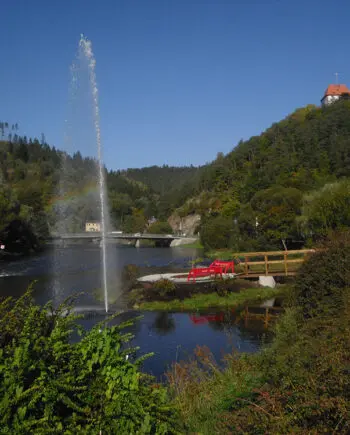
[{"left": 79, "top": 34, "right": 109, "bottom": 312}]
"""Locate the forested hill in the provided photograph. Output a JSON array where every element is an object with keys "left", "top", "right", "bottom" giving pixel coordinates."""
[
  {"left": 181, "top": 100, "right": 350, "bottom": 250},
  {"left": 0, "top": 135, "right": 159, "bottom": 250},
  {"left": 198, "top": 102, "right": 350, "bottom": 197},
  {"left": 122, "top": 165, "right": 203, "bottom": 196},
  {"left": 1, "top": 99, "right": 350, "bottom": 252}
]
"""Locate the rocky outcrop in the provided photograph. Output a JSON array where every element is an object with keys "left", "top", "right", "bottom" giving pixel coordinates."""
[
  {"left": 167, "top": 214, "right": 201, "bottom": 236},
  {"left": 170, "top": 237, "right": 198, "bottom": 247}
]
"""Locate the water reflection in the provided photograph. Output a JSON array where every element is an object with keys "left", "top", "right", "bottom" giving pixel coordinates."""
[
  {"left": 152, "top": 312, "right": 176, "bottom": 335},
  {"left": 0, "top": 247, "right": 272, "bottom": 378}
]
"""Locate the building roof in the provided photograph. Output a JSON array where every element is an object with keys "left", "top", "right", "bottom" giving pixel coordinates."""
[{"left": 323, "top": 84, "right": 350, "bottom": 98}]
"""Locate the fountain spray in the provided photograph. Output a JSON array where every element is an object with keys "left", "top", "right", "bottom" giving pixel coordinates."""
[{"left": 79, "top": 35, "right": 109, "bottom": 312}]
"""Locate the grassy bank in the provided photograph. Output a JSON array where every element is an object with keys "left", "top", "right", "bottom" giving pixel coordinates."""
[{"left": 137, "top": 285, "right": 284, "bottom": 311}]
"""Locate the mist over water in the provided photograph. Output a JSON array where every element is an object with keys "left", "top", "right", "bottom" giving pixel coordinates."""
[{"left": 52, "top": 35, "right": 119, "bottom": 311}]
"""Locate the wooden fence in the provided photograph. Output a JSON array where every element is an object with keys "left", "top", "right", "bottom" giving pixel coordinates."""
[{"left": 232, "top": 249, "right": 316, "bottom": 277}]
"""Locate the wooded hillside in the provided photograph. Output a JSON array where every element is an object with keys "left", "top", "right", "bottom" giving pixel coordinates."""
[{"left": 1, "top": 100, "right": 350, "bottom": 251}]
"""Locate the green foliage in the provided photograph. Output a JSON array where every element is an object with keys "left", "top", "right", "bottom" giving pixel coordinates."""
[
  {"left": 298, "top": 178, "right": 350, "bottom": 238},
  {"left": 147, "top": 221, "right": 172, "bottom": 234},
  {"left": 122, "top": 165, "right": 203, "bottom": 197},
  {"left": 122, "top": 213, "right": 147, "bottom": 233},
  {"left": 139, "top": 286, "right": 283, "bottom": 311},
  {"left": 122, "top": 264, "right": 140, "bottom": 283},
  {"left": 293, "top": 231, "right": 350, "bottom": 318},
  {"left": 152, "top": 279, "right": 176, "bottom": 297},
  {"left": 0, "top": 290, "right": 181, "bottom": 433},
  {"left": 251, "top": 185, "right": 303, "bottom": 245},
  {"left": 200, "top": 215, "right": 235, "bottom": 250},
  {"left": 0, "top": 184, "right": 19, "bottom": 232},
  {"left": 128, "top": 288, "right": 146, "bottom": 306}
]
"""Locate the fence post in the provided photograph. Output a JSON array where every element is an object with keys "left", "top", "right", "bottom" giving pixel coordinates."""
[
  {"left": 284, "top": 252, "right": 288, "bottom": 276},
  {"left": 264, "top": 307, "right": 269, "bottom": 327},
  {"left": 264, "top": 255, "right": 268, "bottom": 275},
  {"left": 245, "top": 256, "right": 248, "bottom": 275}
]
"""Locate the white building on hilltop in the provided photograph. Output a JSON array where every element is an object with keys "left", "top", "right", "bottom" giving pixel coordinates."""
[{"left": 321, "top": 84, "right": 350, "bottom": 106}]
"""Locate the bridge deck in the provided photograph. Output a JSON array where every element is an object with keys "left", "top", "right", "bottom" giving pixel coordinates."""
[{"left": 49, "top": 232, "right": 191, "bottom": 240}]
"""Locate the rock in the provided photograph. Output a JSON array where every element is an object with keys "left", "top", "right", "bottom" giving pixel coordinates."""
[
  {"left": 260, "top": 298, "right": 276, "bottom": 307},
  {"left": 168, "top": 213, "right": 201, "bottom": 236},
  {"left": 170, "top": 237, "right": 197, "bottom": 247},
  {"left": 258, "top": 276, "right": 276, "bottom": 288}
]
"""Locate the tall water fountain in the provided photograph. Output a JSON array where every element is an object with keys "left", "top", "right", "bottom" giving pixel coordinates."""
[
  {"left": 79, "top": 35, "right": 109, "bottom": 312},
  {"left": 53, "top": 35, "right": 117, "bottom": 312}
]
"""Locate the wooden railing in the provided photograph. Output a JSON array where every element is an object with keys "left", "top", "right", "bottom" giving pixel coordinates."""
[{"left": 232, "top": 249, "right": 316, "bottom": 277}]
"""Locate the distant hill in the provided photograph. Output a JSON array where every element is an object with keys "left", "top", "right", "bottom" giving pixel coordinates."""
[{"left": 122, "top": 165, "right": 204, "bottom": 195}]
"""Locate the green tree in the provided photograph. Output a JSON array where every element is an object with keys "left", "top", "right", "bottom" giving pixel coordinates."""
[
  {"left": 250, "top": 185, "right": 303, "bottom": 246},
  {"left": 122, "top": 209, "right": 146, "bottom": 233},
  {"left": 0, "top": 185, "right": 19, "bottom": 232},
  {"left": 200, "top": 215, "right": 234, "bottom": 250},
  {"left": 147, "top": 221, "right": 172, "bottom": 234},
  {"left": 298, "top": 179, "right": 350, "bottom": 239}
]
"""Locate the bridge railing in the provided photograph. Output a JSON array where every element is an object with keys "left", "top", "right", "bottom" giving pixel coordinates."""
[{"left": 232, "top": 249, "right": 316, "bottom": 276}]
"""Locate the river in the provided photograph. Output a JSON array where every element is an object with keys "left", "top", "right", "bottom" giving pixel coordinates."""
[{"left": 0, "top": 245, "right": 270, "bottom": 378}]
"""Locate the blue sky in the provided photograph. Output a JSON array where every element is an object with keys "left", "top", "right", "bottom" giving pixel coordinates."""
[{"left": 1, "top": 0, "right": 349, "bottom": 169}]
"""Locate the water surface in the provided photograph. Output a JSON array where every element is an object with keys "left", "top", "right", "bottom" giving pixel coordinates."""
[{"left": 0, "top": 246, "right": 270, "bottom": 377}]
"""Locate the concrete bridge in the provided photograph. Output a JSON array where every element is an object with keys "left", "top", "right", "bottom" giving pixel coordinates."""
[{"left": 48, "top": 232, "right": 197, "bottom": 248}]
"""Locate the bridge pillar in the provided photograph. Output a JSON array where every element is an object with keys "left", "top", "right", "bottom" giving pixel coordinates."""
[{"left": 135, "top": 239, "right": 140, "bottom": 248}]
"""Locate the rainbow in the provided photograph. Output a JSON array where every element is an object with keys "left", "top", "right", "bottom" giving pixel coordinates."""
[{"left": 47, "top": 181, "right": 99, "bottom": 210}]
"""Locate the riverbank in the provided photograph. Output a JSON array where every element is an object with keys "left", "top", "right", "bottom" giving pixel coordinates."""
[
  {"left": 133, "top": 285, "right": 286, "bottom": 311},
  {"left": 169, "top": 233, "right": 350, "bottom": 434},
  {"left": 177, "top": 239, "right": 203, "bottom": 249}
]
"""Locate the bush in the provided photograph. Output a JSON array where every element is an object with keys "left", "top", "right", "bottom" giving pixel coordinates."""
[
  {"left": 0, "top": 290, "right": 181, "bottom": 433},
  {"left": 293, "top": 231, "right": 350, "bottom": 318},
  {"left": 128, "top": 288, "right": 146, "bottom": 305},
  {"left": 122, "top": 264, "right": 140, "bottom": 283},
  {"left": 152, "top": 279, "right": 176, "bottom": 297}
]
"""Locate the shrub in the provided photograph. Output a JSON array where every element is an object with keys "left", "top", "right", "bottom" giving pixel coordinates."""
[
  {"left": 293, "top": 231, "right": 350, "bottom": 318},
  {"left": 122, "top": 264, "right": 140, "bottom": 283},
  {"left": 128, "top": 287, "right": 146, "bottom": 305},
  {"left": 0, "top": 290, "right": 181, "bottom": 433},
  {"left": 152, "top": 279, "right": 176, "bottom": 297}
]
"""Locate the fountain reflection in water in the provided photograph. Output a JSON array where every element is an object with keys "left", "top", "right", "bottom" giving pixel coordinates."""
[{"left": 53, "top": 35, "right": 118, "bottom": 312}]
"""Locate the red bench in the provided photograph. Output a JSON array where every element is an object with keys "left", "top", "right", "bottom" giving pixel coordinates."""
[
  {"left": 187, "top": 260, "right": 234, "bottom": 282},
  {"left": 187, "top": 266, "right": 222, "bottom": 282},
  {"left": 210, "top": 260, "right": 234, "bottom": 274}
]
